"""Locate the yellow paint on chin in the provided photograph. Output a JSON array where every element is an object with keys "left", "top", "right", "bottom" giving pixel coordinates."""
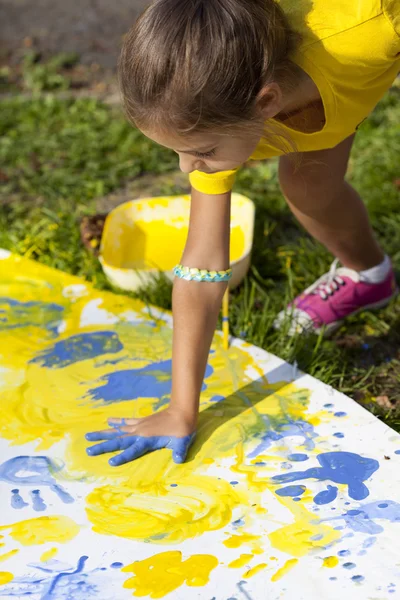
[
  {"left": 243, "top": 563, "right": 267, "bottom": 578},
  {"left": 0, "top": 550, "right": 19, "bottom": 563},
  {"left": 0, "top": 516, "right": 79, "bottom": 546},
  {"left": 0, "top": 572, "right": 14, "bottom": 585},
  {"left": 122, "top": 551, "right": 218, "bottom": 599},
  {"left": 271, "top": 559, "right": 298, "bottom": 582},
  {"left": 228, "top": 553, "right": 253, "bottom": 568},
  {"left": 323, "top": 556, "right": 339, "bottom": 568},
  {"left": 41, "top": 547, "right": 58, "bottom": 562}
]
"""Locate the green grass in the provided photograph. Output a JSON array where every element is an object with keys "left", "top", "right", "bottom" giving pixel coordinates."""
[{"left": 1, "top": 86, "right": 400, "bottom": 428}]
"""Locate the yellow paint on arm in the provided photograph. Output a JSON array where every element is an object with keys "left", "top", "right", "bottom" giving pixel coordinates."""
[
  {"left": 323, "top": 556, "right": 339, "bottom": 568},
  {"left": 228, "top": 554, "right": 253, "bottom": 568},
  {"left": 0, "top": 572, "right": 13, "bottom": 585},
  {"left": 271, "top": 559, "right": 298, "bottom": 582},
  {"left": 0, "top": 516, "right": 79, "bottom": 546},
  {"left": 0, "top": 550, "right": 19, "bottom": 563},
  {"left": 243, "top": 563, "right": 267, "bottom": 578},
  {"left": 122, "top": 551, "right": 218, "bottom": 599},
  {"left": 41, "top": 547, "right": 58, "bottom": 562}
]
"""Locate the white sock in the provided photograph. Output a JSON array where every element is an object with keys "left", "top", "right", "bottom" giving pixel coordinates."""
[{"left": 358, "top": 254, "right": 391, "bottom": 284}]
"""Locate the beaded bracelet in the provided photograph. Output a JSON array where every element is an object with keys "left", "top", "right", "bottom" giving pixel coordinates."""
[{"left": 173, "top": 264, "right": 232, "bottom": 282}]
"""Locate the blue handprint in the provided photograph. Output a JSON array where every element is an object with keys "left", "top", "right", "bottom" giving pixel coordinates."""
[
  {"left": 86, "top": 420, "right": 195, "bottom": 466},
  {"left": 0, "top": 456, "right": 74, "bottom": 511},
  {"left": 271, "top": 451, "right": 379, "bottom": 502}
]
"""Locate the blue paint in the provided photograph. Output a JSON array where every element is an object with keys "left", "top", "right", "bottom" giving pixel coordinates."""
[
  {"left": 87, "top": 360, "right": 213, "bottom": 404},
  {"left": 0, "top": 297, "right": 63, "bottom": 335},
  {"left": 338, "top": 550, "right": 351, "bottom": 557},
  {"left": 288, "top": 453, "right": 308, "bottom": 462},
  {"left": 363, "top": 537, "right": 377, "bottom": 549},
  {"left": 31, "top": 331, "right": 123, "bottom": 368},
  {"left": 329, "top": 577, "right": 337, "bottom": 581},
  {"left": 271, "top": 451, "right": 379, "bottom": 501},
  {"left": 86, "top": 431, "right": 196, "bottom": 465},
  {"left": 0, "top": 456, "right": 74, "bottom": 504},
  {"left": 343, "top": 562, "right": 356, "bottom": 570},
  {"left": 230, "top": 481, "right": 239, "bottom": 486},
  {"left": 249, "top": 419, "right": 317, "bottom": 458},
  {"left": 210, "top": 395, "right": 225, "bottom": 403},
  {"left": 276, "top": 485, "right": 306, "bottom": 497},
  {"left": 310, "top": 534, "right": 324, "bottom": 541},
  {"left": 11, "top": 488, "right": 28, "bottom": 509},
  {"left": 170, "top": 484, "right": 178, "bottom": 487},
  {"left": 339, "top": 500, "right": 400, "bottom": 534},
  {"left": 293, "top": 497, "right": 301, "bottom": 502},
  {"left": 334, "top": 412, "right": 347, "bottom": 417},
  {"left": 110, "top": 562, "right": 123, "bottom": 568},
  {"left": 314, "top": 485, "right": 338, "bottom": 505},
  {"left": 333, "top": 433, "right": 344, "bottom": 438},
  {"left": 31, "top": 490, "right": 47, "bottom": 512},
  {"left": 254, "top": 461, "right": 266, "bottom": 466},
  {"left": 395, "top": 450, "right": 400, "bottom": 455},
  {"left": 236, "top": 580, "right": 254, "bottom": 600},
  {"left": 324, "top": 403, "right": 334, "bottom": 408},
  {"left": 280, "top": 462, "right": 293, "bottom": 470},
  {"left": 233, "top": 519, "right": 245, "bottom": 527},
  {"left": 351, "top": 575, "right": 365, "bottom": 583},
  {"left": 42, "top": 556, "right": 88, "bottom": 599}
]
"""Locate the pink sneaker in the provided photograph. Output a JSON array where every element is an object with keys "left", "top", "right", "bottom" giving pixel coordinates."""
[{"left": 275, "top": 259, "right": 398, "bottom": 336}]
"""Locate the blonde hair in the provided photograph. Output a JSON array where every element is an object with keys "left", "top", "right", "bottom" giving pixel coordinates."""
[{"left": 119, "top": 0, "right": 300, "bottom": 139}]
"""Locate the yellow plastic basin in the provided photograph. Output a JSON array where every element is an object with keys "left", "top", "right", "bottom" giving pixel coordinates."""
[{"left": 99, "top": 193, "right": 255, "bottom": 291}]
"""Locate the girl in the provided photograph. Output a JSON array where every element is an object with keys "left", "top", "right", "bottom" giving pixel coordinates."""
[{"left": 86, "top": 0, "right": 400, "bottom": 465}]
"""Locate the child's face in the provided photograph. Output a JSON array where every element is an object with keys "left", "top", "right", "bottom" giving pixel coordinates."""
[{"left": 142, "top": 126, "right": 263, "bottom": 174}]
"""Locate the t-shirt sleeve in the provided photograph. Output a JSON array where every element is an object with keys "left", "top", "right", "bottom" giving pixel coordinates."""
[{"left": 189, "top": 168, "right": 238, "bottom": 195}]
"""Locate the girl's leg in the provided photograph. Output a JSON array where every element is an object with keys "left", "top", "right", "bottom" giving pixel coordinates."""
[
  {"left": 278, "top": 134, "right": 384, "bottom": 272},
  {"left": 276, "top": 135, "right": 396, "bottom": 335}
]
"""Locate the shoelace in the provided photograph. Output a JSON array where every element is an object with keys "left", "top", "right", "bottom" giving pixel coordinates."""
[{"left": 310, "top": 259, "right": 346, "bottom": 301}]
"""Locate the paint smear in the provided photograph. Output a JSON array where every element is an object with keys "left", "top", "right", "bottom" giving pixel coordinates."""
[
  {"left": 122, "top": 551, "right": 218, "bottom": 598},
  {"left": 0, "top": 516, "right": 79, "bottom": 546},
  {"left": 228, "top": 554, "right": 254, "bottom": 568},
  {"left": 40, "top": 547, "right": 58, "bottom": 562},
  {"left": 323, "top": 556, "right": 339, "bottom": 568},
  {"left": 0, "top": 550, "right": 19, "bottom": 563},
  {"left": 0, "top": 572, "right": 14, "bottom": 585},
  {"left": 243, "top": 563, "right": 267, "bottom": 578},
  {"left": 271, "top": 559, "right": 298, "bottom": 582},
  {"left": 269, "top": 517, "right": 340, "bottom": 558},
  {"left": 223, "top": 534, "right": 261, "bottom": 549}
]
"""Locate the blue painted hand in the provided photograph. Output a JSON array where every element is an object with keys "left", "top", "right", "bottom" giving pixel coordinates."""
[{"left": 85, "top": 409, "right": 196, "bottom": 466}]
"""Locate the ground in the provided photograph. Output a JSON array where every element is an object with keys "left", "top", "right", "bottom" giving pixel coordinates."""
[{"left": 1, "top": 3, "right": 400, "bottom": 430}]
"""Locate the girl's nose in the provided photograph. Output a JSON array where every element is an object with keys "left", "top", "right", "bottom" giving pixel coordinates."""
[{"left": 179, "top": 153, "right": 202, "bottom": 174}]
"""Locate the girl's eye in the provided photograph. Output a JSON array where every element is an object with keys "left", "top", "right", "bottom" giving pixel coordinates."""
[{"left": 194, "top": 148, "right": 216, "bottom": 159}]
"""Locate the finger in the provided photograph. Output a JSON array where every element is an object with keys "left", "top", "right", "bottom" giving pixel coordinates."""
[
  {"left": 172, "top": 434, "right": 195, "bottom": 464},
  {"left": 85, "top": 429, "right": 119, "bottom": 442},
  {"left": 108, "top": 417, "right": 138, "bottom": 427},
  {"left": 86, "top": 438, "right": 122, "bottom": 456},
  {"left": 109, "top": 438, "right": 150, "bottom": 467}
]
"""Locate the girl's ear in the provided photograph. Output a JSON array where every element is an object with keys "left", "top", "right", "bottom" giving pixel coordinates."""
[{"left": 256, "top": 83, "right": 284, "bottom": 119}]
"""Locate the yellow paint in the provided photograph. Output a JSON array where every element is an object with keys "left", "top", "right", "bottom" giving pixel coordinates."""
[
  {"left": 102, "top": 218, "right": 245, "bottom": 271},
  {"left": 271, "top": 559, "right": 298, "bottom": 582},
  {"left": 243, "top": 563, "right": 267, "bottom": 578},
  {"left": 323, "top": 556, "right": 339, "bottom": 568},
  {"left": 0, "top": 517, "right": 79, "bottom": 546},
  {"left": 0, "top": 572, "right": 13, "bottom": 585},
  {"left": 40, "top": 547, "right": 58, "bottom": 562},
  {"left": 228, "top": 553, "right": 253, "bottom": 568},
  {"left": 0, "top": 550, "right": 19, "bottom": 563},
  {"left": 269, "top": 517, "right": 340, "bottom": 558},
  {"left": 122, "top": 551, "right": 218, "bottom": 598},
  {"left": 223, "top": 534, "right": 260, "bottom": 549}
]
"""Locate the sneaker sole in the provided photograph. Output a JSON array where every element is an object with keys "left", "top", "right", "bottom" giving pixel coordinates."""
[{"left": 314, "top": 287, "right": 399, "bottom": 337}]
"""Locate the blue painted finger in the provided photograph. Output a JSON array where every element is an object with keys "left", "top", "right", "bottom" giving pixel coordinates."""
[
  {"left": 109, "top": 438, "right": 150, "bottom": 466},
  {"left": 86, "top": 438, "right": 121, "bottom": 456},
  {"left": 85, "top": 430, "right": 119, "bottom": 442},
  {"left": 172, "top": 434, "right": 196, "bottom": 464}
]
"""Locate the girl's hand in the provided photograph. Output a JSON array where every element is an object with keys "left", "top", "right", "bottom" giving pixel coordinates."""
[{"left": 85, "top": 408, "right": 196, "bottom": 466}]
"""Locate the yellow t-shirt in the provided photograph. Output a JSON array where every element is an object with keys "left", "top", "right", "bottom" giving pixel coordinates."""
[{"left": 189, "top": 0, "right": 400, "bottom": 195}]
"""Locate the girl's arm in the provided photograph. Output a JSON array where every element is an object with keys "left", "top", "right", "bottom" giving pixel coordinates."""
[
  {"left": 170, "top": 187, "right": 231, "bottom": 426},
  {"left": 85, "top": 188, "right": 231, "bottom": 466}
]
